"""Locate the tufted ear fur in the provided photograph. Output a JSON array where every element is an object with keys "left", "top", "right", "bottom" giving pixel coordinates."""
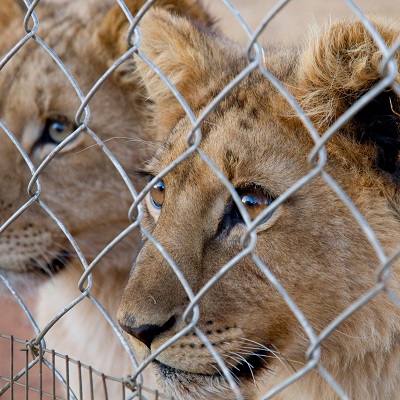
[
  {"left": 297, "top": 16, "right": 400, "bottom": 183},
  {"left": 134, "top": 7, "right": 238, "bottom": 136},
  {"left": 92, "top": 0, "right": 216, "bottom": 89}
]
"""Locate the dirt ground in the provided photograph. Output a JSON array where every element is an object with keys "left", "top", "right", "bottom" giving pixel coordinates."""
[{"left": 1, "top": 0, "right": 400, "bottom": 396}]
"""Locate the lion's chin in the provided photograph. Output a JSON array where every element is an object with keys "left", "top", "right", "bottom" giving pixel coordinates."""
[
  {"left": 0, "top": 268, "right": 40, "bottom": 294},
  {"left": 153, "top": 360, "right": 234, "bottom": 400},
  {"left": 153, "top": 359, "right": 262, "bottom": 400}
]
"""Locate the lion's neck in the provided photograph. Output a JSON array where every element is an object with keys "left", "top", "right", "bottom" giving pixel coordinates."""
[{"left": 268, "top": 334, "right": 400, "bottom": 400}]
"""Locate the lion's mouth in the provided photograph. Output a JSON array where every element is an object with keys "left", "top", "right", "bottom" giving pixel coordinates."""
[
  {"left": 30, "top": 251, "right": 71, "bottom": 276},
  {"left": 0, "top": 251, "right": 70, "bottom": 276},
  {"left": 153, "top": 348, "right": 271, "bottom": 385},
  {"left": 154, "top": 360, "right": 219, "bottom": 380},
  {"left": 153, "top": 359, "right": 231, "bottom": 399},
  {"left": 0, "top": 252, "right": 71, "bottom": 292}
]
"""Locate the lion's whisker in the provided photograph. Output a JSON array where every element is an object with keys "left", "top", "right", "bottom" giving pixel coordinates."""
[
  {"left": 47, "top": 250, "right": 72, "bottom": 270},
  {"left": 31, "top": 256, "right": 53, "bottom": 277},
  {"left": 229, "top": 352, "right": 257, "bottom": 387},
  {"left": 239, "top": 338, "right": 301, "bottom": 377},
  {"left": 125, "top": 137, "right": 163, "bottom": 149},
  {"left": 214, "top": 361, "right": 241, "bottom": 386},
  {"left": 238, "top": 344, "right": 292, "bottom": 364},
  {"left": 69, "top": 136, "right": 163, "bottom": 156},
  {"left": 207, "top": 363, "right": 241, "bottom": 386},
  {"left": 222, "top": 355, "right": 242, "bottom": 372},
  {"left": 51, "top": 241, "right": 74, "bottom": 254}
]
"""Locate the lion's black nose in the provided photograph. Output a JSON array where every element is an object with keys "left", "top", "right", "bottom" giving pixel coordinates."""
[{"left": 119, "top": 316, "right": 176, "bottom": 349}]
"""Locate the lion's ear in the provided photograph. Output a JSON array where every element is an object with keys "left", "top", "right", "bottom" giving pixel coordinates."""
[
  {"left": 134, "top": 7, "right": 233, "bottom": 135},
  {"left": 92, "top": 0, "right": 215, "bottom": 88},
  {"left": 297, "top": 16, "right": 400, "bottom": 182}
]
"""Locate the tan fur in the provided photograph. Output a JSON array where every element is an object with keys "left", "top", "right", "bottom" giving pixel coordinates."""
[
  {"left": 0, "top": 0, "right": 214, "bottom": 398},
  {"left": 118, "top": 9, "right": 400, "bottom": 400},
  {"left": 297, "top": 16, "right": 400, "bottom": 130}
]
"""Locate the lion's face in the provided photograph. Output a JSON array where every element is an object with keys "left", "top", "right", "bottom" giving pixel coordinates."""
[
  {"left": 0, "top": 0, "right": 215, "bottom": 290},
  {"left": 0, "top": 3, "right": 147, "bottom": 287},
  {"left": 118, "top": 10, "right": 400, "bottom": 399}
]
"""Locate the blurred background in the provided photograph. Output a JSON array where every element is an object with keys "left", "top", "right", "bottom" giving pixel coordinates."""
[{"left": 205, "top": 0, "right": 400, "bottom": 45}]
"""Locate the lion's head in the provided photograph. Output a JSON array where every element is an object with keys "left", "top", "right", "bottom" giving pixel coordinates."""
[
  {"left": 118, "top": 10, "right": 400, "bottom": 399},
  {"left": 0, "top": 0, "right": 215, "bottom": 291}
]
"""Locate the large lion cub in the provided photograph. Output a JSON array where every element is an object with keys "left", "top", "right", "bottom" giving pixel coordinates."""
[{"left": 118, "top": 9, "right": 400, "bottom": 400}]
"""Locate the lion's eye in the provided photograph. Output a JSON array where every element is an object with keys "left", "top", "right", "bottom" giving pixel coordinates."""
[
  {"left": 239, "top": 190, "right": 273, "bottom": 221},
  {"left": 43, "top": 115, "right": 77, "bottom": 144},
  {"left": 226, "top": 188, "right": 275, "bottom": 228},
  {"left": 150, "top": 180, "right": 165, "bottom": 209}
]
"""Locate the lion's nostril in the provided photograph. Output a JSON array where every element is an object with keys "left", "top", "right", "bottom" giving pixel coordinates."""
[
  {"left": 119, "top": 323, "right": 160, "bottom": 348},
  {"left": 119, "top": 316, "right": 176, "bottom": 349}
]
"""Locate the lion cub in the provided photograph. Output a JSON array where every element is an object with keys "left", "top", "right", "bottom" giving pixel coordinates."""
[
  {"left": 0, "top": 0, "right": 214, "bottom": 398},
  {"left": 118, "top": 9, "right": 400, "bottom": 400}
]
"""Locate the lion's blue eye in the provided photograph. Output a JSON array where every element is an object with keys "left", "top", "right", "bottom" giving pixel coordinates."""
[
  {"left": 43, "top": 115, "right": 77, "bottom": 144},
  {"left": 150, "top": 181, "right": 165, "bottom": 209},
  {"left": 51, "top": 122, "right": 65, "bottom": 134}
]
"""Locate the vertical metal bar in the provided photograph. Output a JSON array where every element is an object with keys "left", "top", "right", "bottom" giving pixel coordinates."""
[
  {"left": 10, "top": 336, "right": 14, "bottom": 399},
  {"left": 25, "top": 346, "right": 29, "bottom": 400},
  {"left": 66, "top": 355, "right": 70, "bottom": 400},
  {"left": 39, "top": 344, "right": 43, "bottom": 400},
  {"left": 89, "top": 366, "right": 94, "bottom": 400},
  {"left": 52, "top": 350, "right": 56, "bottom": 400},
  {"left": 78, "top": 361, "right": 83, "bottom": 400},
  {"left": 102, "top": 374, "right": 108, "bottom": 400}
]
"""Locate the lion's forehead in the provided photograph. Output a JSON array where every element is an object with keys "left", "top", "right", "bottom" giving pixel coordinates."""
[
  {"left": 152, "top": 98, "right": 312, "bottom": 197},
  {"left": 0, "top": 32, "right": 90, "bottom": 124}
]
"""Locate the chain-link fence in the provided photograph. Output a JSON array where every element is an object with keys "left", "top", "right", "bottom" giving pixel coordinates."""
[{"left": 0, "top": 0, "right": 399, "bottom": 399}]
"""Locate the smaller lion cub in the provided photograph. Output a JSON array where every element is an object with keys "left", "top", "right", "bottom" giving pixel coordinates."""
[
  {"left": 0, "top": 0, "right": 215, "bottom": 399},
  {"left": 118, "top": 8, "right": 400, "bottom": 400}
]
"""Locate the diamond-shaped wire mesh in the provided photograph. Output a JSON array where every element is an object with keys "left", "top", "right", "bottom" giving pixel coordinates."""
[{"left": 0, "top": 0, "right": 399, "bottom": 399}]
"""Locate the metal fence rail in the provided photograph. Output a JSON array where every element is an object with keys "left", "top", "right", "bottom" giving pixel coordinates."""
[{"left": 0, "top": 0, "right": 399, "bottom": 399}]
